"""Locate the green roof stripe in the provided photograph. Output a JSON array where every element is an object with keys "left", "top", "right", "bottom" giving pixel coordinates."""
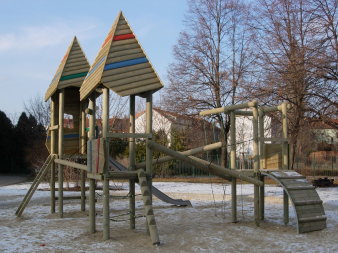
[{"left": 60, "top": 72, "right": 88, "bottom": 81}]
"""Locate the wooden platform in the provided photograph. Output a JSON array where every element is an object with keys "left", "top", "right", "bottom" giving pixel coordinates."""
[{"left": 262, "top": 170, "right": 327, "bottom": 233}]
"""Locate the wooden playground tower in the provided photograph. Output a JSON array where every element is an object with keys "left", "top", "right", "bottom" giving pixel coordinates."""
[{"left": 16, "top": 12, "right": 327, "bottom": 246}]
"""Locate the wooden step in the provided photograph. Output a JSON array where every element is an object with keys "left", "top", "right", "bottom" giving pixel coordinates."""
[
  {"left": 278, "top": 176, "right": 306, "bottom": 180},
  {"left": 287, "top": 186, "right": 315, "bottom": 190},
  {"left": 294, "top": 200, "right": 323, "bottom": 206},
  {"left": 299, "top": 215, "right": 327, "bottom": 223}
]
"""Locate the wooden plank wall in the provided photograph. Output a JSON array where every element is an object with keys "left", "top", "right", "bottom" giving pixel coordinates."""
[
  {"left": 264, "top": 144, "right": 282, "bottom": 170},
  {"left": 80, "top": 12, "right": 163, "bottom": 100},
  {"left": 45, "top": 37, "right": 90, "bottom": 101}
]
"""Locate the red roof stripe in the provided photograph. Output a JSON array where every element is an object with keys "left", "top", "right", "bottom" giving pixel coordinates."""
[
  {"left": 101, "top": 33, "right": 113, "bottom": 48},
  {"left": 113, "top": 33, "right": 135, "bottom": 41}
]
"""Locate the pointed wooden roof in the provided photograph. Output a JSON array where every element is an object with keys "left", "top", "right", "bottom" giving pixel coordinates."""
[
  {"left": 80, "top": 12, "right": 163, "bottom": 101},
  {"left": 45, "top": 37, "right": 90, "bottom": 101}
]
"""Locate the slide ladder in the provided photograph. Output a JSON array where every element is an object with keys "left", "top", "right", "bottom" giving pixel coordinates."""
[
  {"left": 16, "top": 154, "right": 56, "bottom": 217},
  {"left": 262, "top": 170, "right": 327, "bottom": 233},
  {"left": 109, "top": 157, "right": 191, "bottom": 206},
  {"left": 137, "top": 169, "right": 160, "bottom": 245}
]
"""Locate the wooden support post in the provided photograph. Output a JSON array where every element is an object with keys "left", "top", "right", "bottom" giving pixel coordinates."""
[
  {"left": 281, "top": 102, "right": 289, "bottom": 224},
  {"left": 281, "top": 102, "right": 288, "bottom": 170},
  {"left": 258, "top": 108, "right": 265, "bottom": 220},
  {"left": 283, "top": 190, "right": 289, "bottom": 225},
  {"left": 58, "top": 89, "right": 64, "bottom": 218},
  {"left": 145, "top": 93, "right": 153, "bottom": 234},
  {"left": 50, "top": 96, "right": 56, "bottom": 213},
  {"left": 258, "top": 109, "right": 265, "bottom": 170},
  {"left": 88, "top": 95, "right": 96, "bottom": 234},
  {"left": 259, "top": 175, "right": 265, "bottom": 220},
  {"left": 129, "top": 95, "right": 136, "bottom": 229},
  {"left": 102, "top": 88, "right": 110, "bottom": 240},
  {"left": 230, "top": 111, "right": 237, "bottom": 223},
  {"left": 146, "top": 94, "right": 153, "bottom": 201},
  {"left": 252, "top": 105, "right": 260, "bottom": 226},
  {"left": 80, "top": 103, "right": 86, "bottom": 212}
]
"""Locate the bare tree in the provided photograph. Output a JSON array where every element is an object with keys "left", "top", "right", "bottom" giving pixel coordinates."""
[
  {"left": 24, "top": 94, "right": 50, "bottom": 128},
  {"left": 164, "top": 0, "right": 255, "bottom": 166},
  {"left": 309, "top": 0, "right": 338, "bottom": 126},
  {"left": 95, "top": 90, "right": 128, "bottom": 132}
]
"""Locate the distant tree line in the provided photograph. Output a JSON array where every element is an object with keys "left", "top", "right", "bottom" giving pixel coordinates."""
[{"left": 0, "top": 110, "right": 47, "bottom": 174}]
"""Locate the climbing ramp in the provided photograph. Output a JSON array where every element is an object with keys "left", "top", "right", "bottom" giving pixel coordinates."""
[
  {"left": 137, "top": 169, "right": 160, "bottom": 245},
  {"left": 16, "top": 155, "right": 56, "bottom": 217},
  {"left": 109, "top": 157, "right": 191, "bottom": 206},
  {"left": 262, "top": 170, "right": 327, "bottom": 233}
]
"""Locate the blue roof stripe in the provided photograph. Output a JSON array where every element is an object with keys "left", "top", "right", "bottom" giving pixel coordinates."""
[
  {"left": 104, "top": 57, "right": 148, "bottom": 71},
  {"left": 47, "top": 133, "right": 79, "bottom": 140},
  {"left": 85, "top": 55, "right": 107, "bottom": 79}
]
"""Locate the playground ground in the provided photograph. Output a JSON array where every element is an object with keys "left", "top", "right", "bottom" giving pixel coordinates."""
[{"left": 0, "top": 181, "right": 337, "bottom": 253}]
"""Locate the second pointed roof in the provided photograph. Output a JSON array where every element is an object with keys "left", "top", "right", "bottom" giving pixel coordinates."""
[
  {"left": 80, "top": 12, "right": 163, "bottom": 100},
  {"left": 45, "top": 37, "right": 90, "bottom": 101}
]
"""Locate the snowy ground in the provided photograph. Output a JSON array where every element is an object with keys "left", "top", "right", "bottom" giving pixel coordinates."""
[{"left": 0, "top": 181, "right": 337, "bottom": 253}]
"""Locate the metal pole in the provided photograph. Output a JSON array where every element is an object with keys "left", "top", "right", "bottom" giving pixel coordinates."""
[
  {"left": 88, "top": 95, "right": 96, "bottom": 233},
  {"left": 58, "top": 89, "right": 65, "bottom": 218},
  {"left": 230, "top": 111, "right": 237, "bottom": 223},
  {"left": 129, "top": 95, "right": 136, "bottom": 229},
  {"left": 80, "top": 102, "right": 86, "bottom": 212},
  {"left": 50, "top": 96, "right": 56, "bottom": 213},
  {"left": 252, "top": 104, "right": 260, "bottom": 226},
  {"left": 102, "top": 88, "right": 110, "bottom": 240}
]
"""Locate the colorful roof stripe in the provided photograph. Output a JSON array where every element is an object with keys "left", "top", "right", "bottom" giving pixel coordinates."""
[
  {"left": 45, "top": 37, "right": 90, "bottom": 101},
  {"left": 80, "top": 11, "right": 163, "bottom": 100}
]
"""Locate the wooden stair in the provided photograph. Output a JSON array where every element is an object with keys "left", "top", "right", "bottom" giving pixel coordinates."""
[
  {"left": 15, "top": 154, "right": 56, "bottom": 217},
  {"left": 263, "top": 170, "right": 327, "bottom": 233},
  {"left": 137, "top": 169, "right": 160, "bottom": 245}
]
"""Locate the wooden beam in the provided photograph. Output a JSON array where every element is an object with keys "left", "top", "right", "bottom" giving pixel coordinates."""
[
  {"left": 107, "top": 133, "right": 152, "bottom": 139},
  {"left": 199, "top": 100, "right": 257, "bottom": 116},
  {"left": 54, "top": 159, "right": 87, "bottom": 171},
  {"left": 107, "top": 171, "right": 138, "bottom": 179},
  {"left": 135, "top": 142, "right": 222, "bottom": 169},
  {"left": 49, "top": 125, "right": 59, "bottom": 131},
  {"left": 147, "top": 141, "right": 263, "bottom": 186}
]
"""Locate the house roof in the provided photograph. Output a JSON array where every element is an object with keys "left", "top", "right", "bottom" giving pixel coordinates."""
[
  {"left": 80, "top": 11, "right": 163, "bottom": 101},
  {"left": 44, "top": 36, "right": 90, "bottom": 101}
]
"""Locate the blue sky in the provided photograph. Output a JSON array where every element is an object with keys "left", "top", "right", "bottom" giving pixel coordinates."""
[{"left": 0, "top": 0, "right": 188, "bottom": 119}]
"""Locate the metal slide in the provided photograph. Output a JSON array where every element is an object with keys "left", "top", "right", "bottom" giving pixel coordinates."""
[{"left": 109, "top": 158, "right": 191, "bottom": 206}]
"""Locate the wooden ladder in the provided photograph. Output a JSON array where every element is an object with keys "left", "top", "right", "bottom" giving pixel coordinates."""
[
  {"left": 137, "top": 169, "right": 160, "bottom": 245},
  {"left": 15, "top": 154, "right": 56, "bottom": 217}
]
